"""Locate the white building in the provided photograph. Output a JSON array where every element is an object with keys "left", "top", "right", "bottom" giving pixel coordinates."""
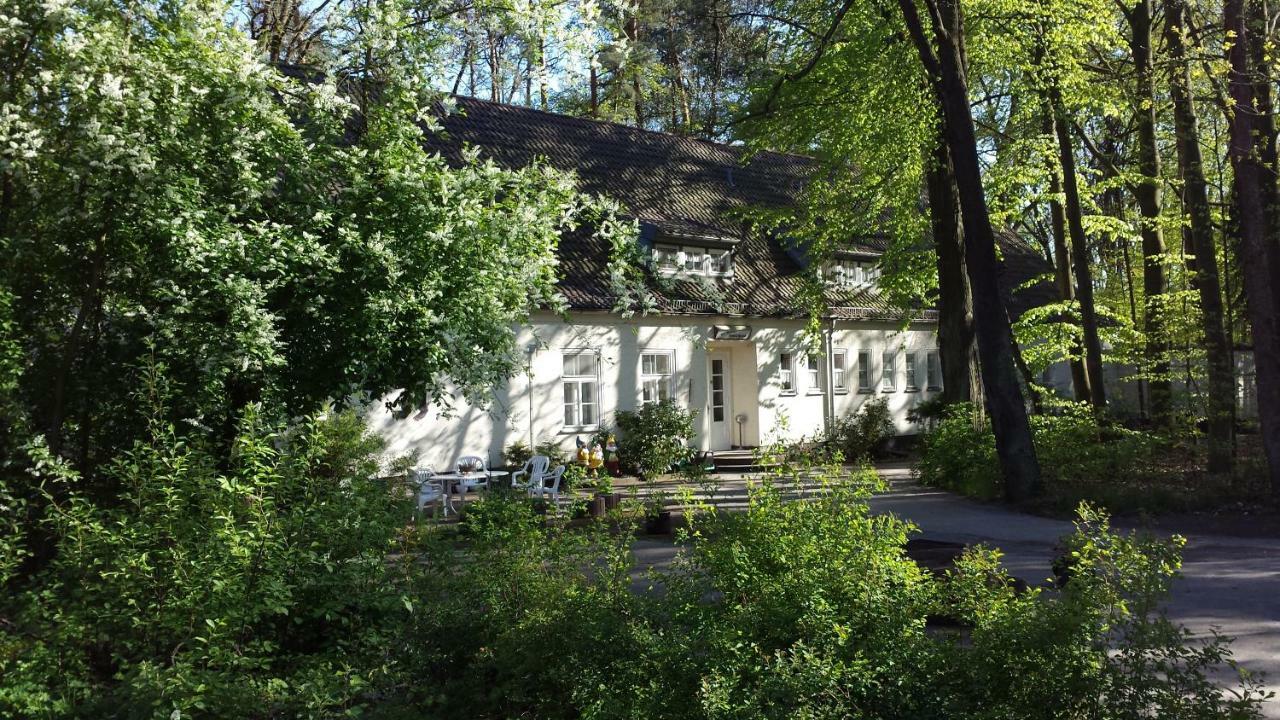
[{"left": 367, "top": 98, "right": 1045, "bottom": 470}]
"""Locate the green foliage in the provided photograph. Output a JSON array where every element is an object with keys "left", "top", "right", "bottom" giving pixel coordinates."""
[
  {"left": 396, "top": 491, "right": 640, "bottom": 718},
  {"left": 563, "top": 462, "right": 588, "bottom": 491},
  {"left": 918, "top": 402, "right": 1170, "bottom": 506},
  {"left": 0, "top": 0, "right": 644, "bottom": 500},
  {"left": 4, "top": 415, "right": 1265, "bottom": 718},
  {"left": 0, "top": 396, "right": 412, "bottom": 717},
  {"left": 535, "top": 439, "right": 571, "bottom": 466},
  {"left": 814, "top": 396, "right": 896, "bottom": 462},
  {"left": 503, "top": 440, "right": 533, "bottom": 467},
  {"left": 917, "top": 403, "right": 1002, "bottom": 499},
  {"left": 615, "top": 400, "right": 698, "bottom": 479},
  {"left": 581, "top": 471, "right": 1259, "bottom": 712}
]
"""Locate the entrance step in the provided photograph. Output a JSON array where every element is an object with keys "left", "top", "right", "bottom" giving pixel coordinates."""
[{"left": 709, "top": 448, "right": 776, "bottom": 474}]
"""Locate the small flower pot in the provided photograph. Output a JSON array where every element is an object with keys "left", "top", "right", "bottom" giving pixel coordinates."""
[
  {"left": 644, "top": 510, "right": 673, "bottom": 536},
  {"left": 604, "top": 493, "right": 622, "bottom": 510}
]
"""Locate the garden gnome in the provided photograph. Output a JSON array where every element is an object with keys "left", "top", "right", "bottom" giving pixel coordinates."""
[
  {"left": 588, "top": 441, "right": 604, "bottom": 476},
  {"left": 604, "top": 434, "right": 620, "bottom": 477},
  {"left": 575, "top": 436, "right": 589, "bottom": 467}
]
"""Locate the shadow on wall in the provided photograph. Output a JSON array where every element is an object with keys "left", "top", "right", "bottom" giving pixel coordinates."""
[{"left": 364, "top": 384, "right": 517, "bottom": 472}]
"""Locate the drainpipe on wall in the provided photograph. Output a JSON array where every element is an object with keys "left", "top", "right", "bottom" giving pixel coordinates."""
[
  {"left": 526, "top": 343, "right": 538, "bottom": 450},
  {"left": 822, "top": 316, "right": 836, "bottom": 434}
]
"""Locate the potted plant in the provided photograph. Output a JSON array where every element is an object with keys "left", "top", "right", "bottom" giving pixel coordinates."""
[
  {"left": 592, "top": 473, "right": 623, "bottom": 511},
  {"left": 643, "top": 489, "right": 673, "bottom": 535}
]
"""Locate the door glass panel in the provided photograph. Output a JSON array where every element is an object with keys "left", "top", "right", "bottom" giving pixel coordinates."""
[{"left": 711, "top": 359, "right": 726, "bottom": 422}]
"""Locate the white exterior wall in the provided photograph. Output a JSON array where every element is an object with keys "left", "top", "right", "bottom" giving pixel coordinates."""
[{"left": 366, "top": 311, "right": 941, "bottom": 470}]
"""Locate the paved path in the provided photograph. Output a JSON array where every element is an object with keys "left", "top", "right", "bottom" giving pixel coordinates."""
[{"left": 632, "top": 463, "right": 1280, "bottom": 715}]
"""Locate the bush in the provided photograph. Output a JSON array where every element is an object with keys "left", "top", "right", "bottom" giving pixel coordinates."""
[
  {"left": 0, "top": 405, "right": 413, "bottom": 718},
  {"left": 563, "top": 468, "right": 1263, "bottom": 718},
  {"left": 917, "top": 401, "right": 1169, "bottom": 506},
  {"left": 503, "top": 439, "right": 533, "bottom": 467},
  {"left": 5, "top": 419, "right": 1264, "bottom": 719},
  {"left": 815, "top": 396, "right": 896, "bottom": 462},
  {"left": 615, "top": 400, "right": 698, "bottom": 479},
  {"left": 505, "top": 439, "right": 572, "bottom": 468},
  {"left": 917, "top": 402, "right": 1001, "bottom": 498},
  {"left": 535, "top": 439, "right": 570, "bottom": 466}
]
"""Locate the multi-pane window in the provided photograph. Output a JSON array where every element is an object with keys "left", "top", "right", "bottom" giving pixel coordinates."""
[
  {"left": 882, "top": 351, "right": 897, "bottom": 391},
  {"left": 653, "top": 245, "right": 679, "bottom": 271},
  {"left": 905, "top": 352, "right": 919, "bottom": 390},
  {"left": 832, "top": 349, "right": 848, "bottom": 392},
  {"left": 857, "top": 350, "right": 872, "bottom": 390},
  {"left": 562, "top": 351, "right": 599, "bottom": 428},
  {"left": 640, "top": 351, "right": 674, "bottom": 404},
  {"left": 779, "top": 352, "right": 795, "bottom": 393},
  {"left": 653, "top": 244, "right": 732, "bottom": 277},
  {"left": 830, "top": 259, "right": 880, "bottom": 288},
  {"left": 926, "top": 350, "right": 943, "bottom": 390},
  {"left": 806, "top": 355, "right": 821, "bottom": 392}
]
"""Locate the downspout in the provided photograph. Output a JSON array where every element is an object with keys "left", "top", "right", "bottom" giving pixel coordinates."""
[
  {"left": 822, "top": 316, "right": 836, "bottom": 434},
  {"left": 526, "top": 343, "right": 537, "bottom": 449}
]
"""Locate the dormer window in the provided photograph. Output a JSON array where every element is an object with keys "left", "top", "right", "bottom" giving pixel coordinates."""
[
  {"left": 654, "top": 244, "right": 733, "bottom": 278},
  {"left": 830, "top": 258, "right": 879, "bottom": 288}
]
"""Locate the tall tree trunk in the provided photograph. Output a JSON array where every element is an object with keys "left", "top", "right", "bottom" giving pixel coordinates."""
[
  {"left": 1167, "top": 0, "right": 1234, "bottom": 473},
  {"left": 899, "top": 0, "right": 1043, "bottom": 500},
  {"left": 1052, "top": 94, "right": 1108, "bottom": 407},
  {"left": 624, "top": 8, "right": 645, "bottom": 126},
  {"left": 1248, "top": 0, "right": 1280, "bottom": 319},
  {"left": 1129, "top": 0, "right": 1173, "bottom": 422},
  {"left": 928, "top": 126, "right": 980, "bottom": 406},
  {"left": 1225, "top": 0, "right": 1280, "bottom": 495},
  {"left": 1042, "top": 109, "right": 1092, "bottom": 401},
  {"left": 589, "top": 64, "right": 599, "bottom": 117}
]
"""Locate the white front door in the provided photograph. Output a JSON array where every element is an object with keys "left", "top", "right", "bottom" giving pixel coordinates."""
[{"left": 707, "top": 352, "right": 734, "bottom": 449}]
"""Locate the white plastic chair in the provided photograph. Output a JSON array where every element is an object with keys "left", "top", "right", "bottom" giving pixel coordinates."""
[
  {"left": 412, "top": 468, "right": 450, "bottom": 518},
  {"left": 454, "top": 455, "right": 489, "bottom": 503},
  {"left": 530, "top": 464, "right": 566, "bottom": 506},
  {"left": 511, "top": 455, "right": 550, "bottom": 492}
]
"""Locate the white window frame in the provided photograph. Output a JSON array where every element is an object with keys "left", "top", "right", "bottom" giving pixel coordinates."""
[
  {"left": 653, "top": 244, "right": 733, "bottom": 278},
  {"left": 829, "top": 259, "right": 883, "bottom": 289},
  {"left": 905, "top": 351, "right": 919, "bottom": 391},
  {"left": 562, "top": 349, "right": 600, "bottom": 430},
  {"left": 926, "top": 350, "right": 943, "bottom": 391},
  {"left": 639, "top": 350, "right": 675, "bottom": 404},
  {"left": 857, "top": 350, "right": 873, "bottom": 391},
  {"left": 653, "top": 245, "right": 680, "bottom": 272},
  {"left": 882, "top": 351, "right": 897, "bottom": 392},
  {"left": 779, "top": 352, "right": 795, "bottom": 395},
  {"left": 806, "top": 354, "right": 822, "bottom": 394},
  {"left": 832, "top": 348, "right": 848, "bottom": 393}
]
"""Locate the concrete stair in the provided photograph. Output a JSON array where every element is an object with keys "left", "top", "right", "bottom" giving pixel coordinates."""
[{"left": 709, "top": 448, "right": 776, "bottom": 474}]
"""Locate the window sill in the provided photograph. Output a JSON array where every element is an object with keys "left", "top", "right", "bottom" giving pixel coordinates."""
[
  {"left": 834, "top": 389, "right": 849, "bottom": 395},
  {"left": 806, "top": 390, "right": 824, "bottom": 396},
  {"left": 904, "top": 386, "right": 920, "bottom": 393},
  {"left": 857, "top": 387, "right": 875, "bottom": 394},
  {"left": 881, "top": 388, "right": 897, "bottom": 393},
  {"left": 560, "top": 426, "right": 599, "bottom": 435},
  {"left": 926, "top": 385, "right": 942, "bottom": 392},
  {"left": 779, "top": 390, "right": 797, "bottom": 397}
]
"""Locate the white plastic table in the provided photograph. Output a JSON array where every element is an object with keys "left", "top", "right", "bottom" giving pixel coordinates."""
[{"left": 434, "top": 470, "right": 509, "bottom": 507}]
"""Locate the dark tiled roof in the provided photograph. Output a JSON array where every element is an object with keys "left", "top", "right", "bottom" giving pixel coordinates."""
[
  {"left": 997, "top": 230, "right": 1059, "bottom": 320},
  {"left": 429, "top": 96, "right": 1051, "bottom": 322}
]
